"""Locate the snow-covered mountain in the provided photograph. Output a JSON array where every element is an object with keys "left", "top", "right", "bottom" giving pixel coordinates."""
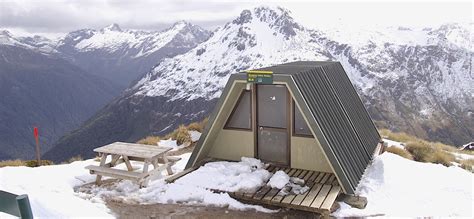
[
  {"left": 0, "top": 21, "right": 211, "bottom": 89},
  {"left": 132, "top": 7, "right": 472, "bottom": 142},
  {"left": 67, "top": 22, "right": 208, "bottom": 56},
  {"left": 56, "top": 21, "right": 211, "bottom": 88},
  {"left": 133, "top": 7, "right": 331, "bottom": 100},
  {"left": 0, "top": 21, "right": 210, "bottom": 160},
  {"left": 0, "top": 30, "right": 58, "bottom": 54},
  {"left": 322, "top": 23, "right": 472, "bottom": 143},
  {"left": 46, "top": 6, "right": 473, "bottom": 161}
]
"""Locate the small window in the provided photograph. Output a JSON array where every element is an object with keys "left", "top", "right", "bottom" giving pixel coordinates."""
[
  {"left": 293, "top": 101, "right": 313, "bottom": 137},
  {"left": 225, "top": 90, "right": 252, "bottom": 130}
]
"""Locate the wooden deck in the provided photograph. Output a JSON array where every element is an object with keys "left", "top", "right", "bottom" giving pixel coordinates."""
[{"left": 229, "top": 165, "right": 342, "bottom": 216}]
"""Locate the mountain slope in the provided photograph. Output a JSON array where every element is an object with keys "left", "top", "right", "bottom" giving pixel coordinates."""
[
  {"left": 321, "top": 23, "right": 473, "bottom": 145},
  {"left": 133, "top": 7, "right": 331, "bottom": 100},
  {"left": 0, "top": 22, "right": 210, "bottom": 160},
  {"left": 45, "top": 7, "right": 473, "bottom": 162},
  {"left": 56, "top": 22, "right": 211, "bottom": 88},
  {"left": 0, "top": 44, "right": 118, "bottom": 159},
  {"left": 0, "top": 30, "right": 58, "bottom": 54}
]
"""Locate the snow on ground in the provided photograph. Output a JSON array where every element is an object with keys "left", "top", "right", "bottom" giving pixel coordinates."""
[
  {"left": 171, "top": 153, "right": 191, "bottom": 173},
  {"left": 0, "top": 153, "right": 276, "bottom": 217},
  {"left": 0, "top": 160, "right": 113, "bottom": 218},
  {"left": 451, "top": 151, "right": 474, "bottom": 160},
  {"left": 267, "top": 170, "right": 290, "bottom": 189},
  {"left": 2, "top": 145, "right": 472, "bottom": 217},
  {"left": 0, "top": 212, "right": 17, "bottom": 218},
  {"left": 175, "top": 157, "right": 271, "bottom": 193},
  {"left": 383, "top": 138, "right": 474, "bottom": 161},
  {"left": 158, "top": 130, "right": 202, "bottom": 151},
  {"left": 383, "top": 138, "right": 405, "bottom": 148},
  {"left": 267, "top": 170, "right": 308, "bottom": 196},
  {"left": 333, "top": 153, "right": 474, "bottom": 217},
  {"left": 157, "top": 138, "right": 178, "bottom": 148},
  {"left": 82, "top": 156, "right": 276, "bottom": 213},
  {"left": 189, "top": 130, "right": 202, "bottom": 142}
]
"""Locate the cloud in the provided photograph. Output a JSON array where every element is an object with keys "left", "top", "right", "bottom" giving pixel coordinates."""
[
  {"left": 0, "top": 0, "right": 254, "bottom": 34},
  {"left": 0, "top": 0, "right": 471, "bottom": 37}
]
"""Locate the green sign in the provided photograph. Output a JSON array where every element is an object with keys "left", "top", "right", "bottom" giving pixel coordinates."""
[{"left": 246, "top": 70, "right": 273, "bottom": 84}]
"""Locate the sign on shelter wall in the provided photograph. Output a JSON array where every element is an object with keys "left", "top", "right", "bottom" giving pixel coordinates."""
[{"left": 246, "top": 70, "right": 273, "bottom": 84}]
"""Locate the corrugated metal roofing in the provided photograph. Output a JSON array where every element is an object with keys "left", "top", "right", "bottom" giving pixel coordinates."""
[
  {"left": 253, "top": 61, "right": 337, "bottom": 75},
  {"left": 253, "top": 61, "right": 380, "bottom": 193}
]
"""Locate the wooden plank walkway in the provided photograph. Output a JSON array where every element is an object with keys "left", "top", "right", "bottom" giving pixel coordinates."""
[{"left": 229, "top": 165, "right": 342, "bottom": 216}]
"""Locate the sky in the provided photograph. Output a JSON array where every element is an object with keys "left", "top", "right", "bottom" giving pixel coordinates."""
[{"left": 0, "top": 0, "right": 472, "bottom": 38}]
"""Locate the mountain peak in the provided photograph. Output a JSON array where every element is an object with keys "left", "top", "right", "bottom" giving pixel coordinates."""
[
  {"left": 166, "top": 20, "right": 209, "bottom": 37},
  {"left": 231, "top": 6, "right": 302, "bottom": 39},
  {"left": 0, "top": 30, "right": 18, "bottom": 46},
  {"left": 0, "top": 30, "right": 13, "bottom": 38},
  {"left": 173, "top": 20, "right": 189, "bottom": 28},
  {"left": 103, "top": 23, "right": 122, "bottom": 32},
  {"left": 254, "top": 6, "right": 292, "bottom": 18}
]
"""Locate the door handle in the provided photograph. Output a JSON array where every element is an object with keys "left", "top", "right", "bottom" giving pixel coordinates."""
[{"left": 259, "top": 126, "right": 263, "bottom": 131}]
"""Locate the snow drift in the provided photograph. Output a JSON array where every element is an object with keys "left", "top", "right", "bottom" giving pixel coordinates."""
[{"left": 334, "top": 153, "right": 473, "bottom": 217}]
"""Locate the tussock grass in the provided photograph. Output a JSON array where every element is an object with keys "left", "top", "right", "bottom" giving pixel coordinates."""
[
  {"left": 430, "top": 151, "right": 456, "bottom": 167},
  {"left": 459, "top": 159, "right": 474, "bottom": 172},
  {"left": 187, "top": 122, "right": 203, "bottom": 132},
  {"left": 381, "top": 129, "right": 473, "bottom": 170},
  {"left": 166, "top": 125, "right": 191, "bottom": 145},
  {"left": 404, "top": 141, "right": 433, "bottom": 162},
  {"left": 61, "top": 155, "right": 83, "bottom": 164},
  {"left": 385, "top": 146, "right": 413, "bottom": 160},
  {"left": 24, "top": 160, "right": 54, "bottom": 167},
  {"left": 200, "top": 117, "right": 209, "bottom": 130},
  {"left": 0, "top": 159, "right": 25, "bottom": 167},
  {"left": 379, "top": 129, "right": 416, "bottom": 143},
  {"left": 405, "top": 140, "right": 455, "bottom": 167},
  {"left": 137, "top": 118, "right": 208, "bottom": 146},
  {"left": 186, "top": 118, "right": 209, "bottom": 132},
  {"left": 0, "top": 159, "right": 54, "bottom": 167},
  {"left": 137, "top": 136, "right": 161, "bottom": 145},
  {"left": 432, "top": 141, "right": 458, "bottom": 153},
  {"left": 137, "top": 118, "right": 209, "bottom": 145}
]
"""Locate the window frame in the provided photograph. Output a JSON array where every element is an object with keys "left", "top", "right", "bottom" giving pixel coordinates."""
[
  {"left": 224, "top": 89, "right": 253, "bottom": 131},
  {"left": 292, "top": 100, "right": 313, "bottom": 137}
]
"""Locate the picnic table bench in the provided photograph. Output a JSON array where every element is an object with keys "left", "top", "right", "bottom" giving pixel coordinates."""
[{"left": 85, "top": 142, "right": 181, "bottom": 187}]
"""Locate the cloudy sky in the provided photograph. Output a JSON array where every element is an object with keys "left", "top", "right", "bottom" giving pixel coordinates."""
[{"left": 0, "top": 0, "right": 472, "bottom": 38}]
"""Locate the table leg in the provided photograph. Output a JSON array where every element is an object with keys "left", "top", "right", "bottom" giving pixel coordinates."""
[
  {"left": 96, "top": 153, "right": 108, "bottom": 185},
  {"left": 163, "top": 154, "right": 173, "bottom": 175},
  {"left": 140, "top": 159, "right": 151, "bottom": 188},
  {"left": 143, "top": 159, "right": 150, "bottom": 173},
  {"left": 110, "top": 154, "right": 120, "bottom": 167},
  {"left": 122, "top": 155, "right": 133, "bottom": 171},
  {"left": 151, "top": 159, "right": 158, "bottom": 169}
]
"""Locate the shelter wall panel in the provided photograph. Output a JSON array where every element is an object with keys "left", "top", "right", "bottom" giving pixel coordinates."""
[
  {"left": 193, "top": 81, "right": 247, "bottom": 163},
  {"left": 208, "top": 129, "right": 254, "bottom": 161},
  {"left": 291, "top": 137, "right": 332, "bottom": 173}
]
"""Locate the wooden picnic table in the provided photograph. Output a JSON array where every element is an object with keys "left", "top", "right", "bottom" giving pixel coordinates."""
[{"left": 85, "top": 142, "right": 180, "bottom": 187}]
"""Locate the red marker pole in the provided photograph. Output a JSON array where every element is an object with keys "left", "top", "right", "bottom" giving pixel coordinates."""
[{"left": 33, "top": 127, "right": 41, "bottom": 166}]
